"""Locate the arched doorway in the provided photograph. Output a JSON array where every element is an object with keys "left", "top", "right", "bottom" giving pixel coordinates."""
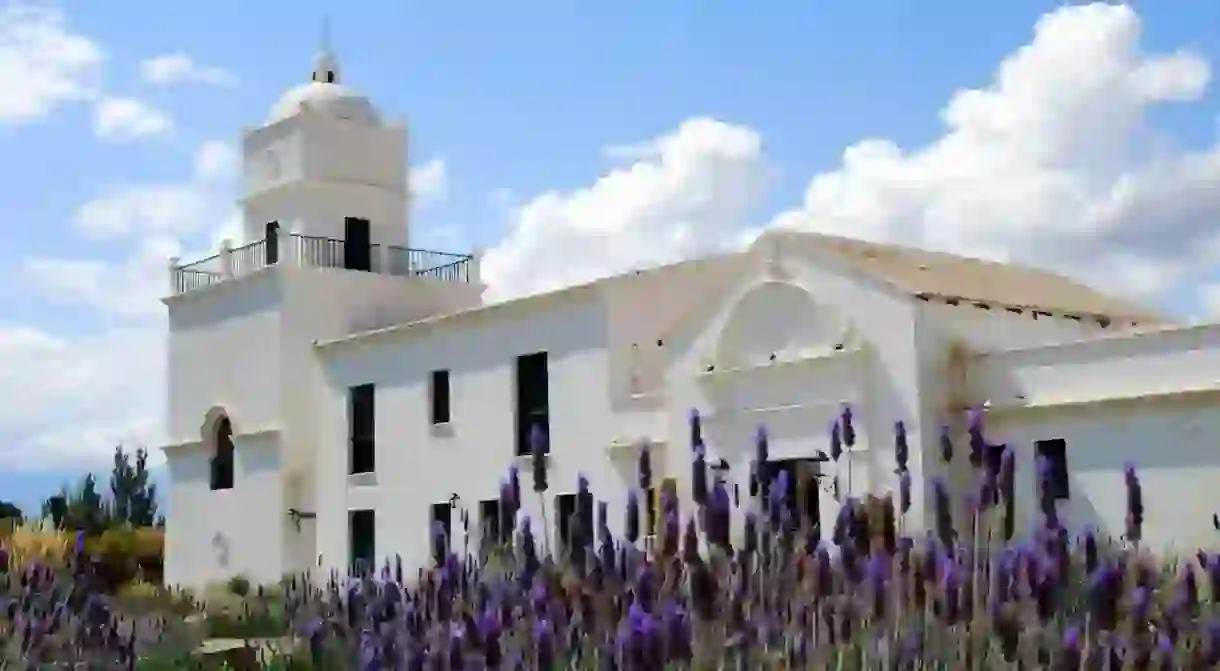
[{"left": 210, "top": 417, "right": 235, "bottom": 491}]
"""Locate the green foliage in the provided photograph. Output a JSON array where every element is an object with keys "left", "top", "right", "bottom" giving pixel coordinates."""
[
  {"left": 0, "top": 500, "right": 22, "bottom": 521},
  {"left": 39, "top": 444, "right": 161, "bottom": 535},
  {"left": 226, "top": 574, "right": 252, "bottom": 597},
  {"left": 110, "top": 445, "right": 159, "bottom": 528}
]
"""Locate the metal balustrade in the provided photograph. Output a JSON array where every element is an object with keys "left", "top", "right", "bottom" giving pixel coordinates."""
[{"left": 169, "top": 234, "right": 476, "bottom": 295}]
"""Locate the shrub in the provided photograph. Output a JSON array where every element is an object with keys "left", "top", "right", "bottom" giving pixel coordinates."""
[
  {"left": 227, "top": 573, "right": 252, "bottom": 597},
  {"left": 4, "top": 518, "right": 70, "bottom": 568}
]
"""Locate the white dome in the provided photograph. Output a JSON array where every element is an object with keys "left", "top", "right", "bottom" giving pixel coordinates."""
[{"left": 267, "top": 81, "right": 381, "bottom": 125}]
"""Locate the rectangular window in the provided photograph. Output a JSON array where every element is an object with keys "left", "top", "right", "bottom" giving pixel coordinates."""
[
  {"left": 515, "top": 352, "right": 549, "bottom": 456},
  {"left": 431, "top": 370, "right": 451, "bottom": 425},
  {"left": 348, "top": 509, "right": 375, "bottom": 576},
  {"left": 430, "top": 502, "right": 453, "bottom": 552},
  {"left": 479, "top": 498, "right": 501, "bottom": 546},
  {"left": 348, "top": 384, "right": 376, "bottom": 474},
  {"left": 554, "top": 493, "right": 575, "bottom": 551},
  {"left": 1035, "top": 438, "right": 1070, "bottom": 500}
]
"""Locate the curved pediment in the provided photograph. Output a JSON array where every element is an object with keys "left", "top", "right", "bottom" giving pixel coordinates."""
[{"left": 714, "top": 280, "right": 852, "bottom": 369}]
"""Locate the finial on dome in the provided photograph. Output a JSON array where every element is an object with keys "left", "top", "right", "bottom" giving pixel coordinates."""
[{"left": 311, "top": 17, "right": 339, "bottom": 84}]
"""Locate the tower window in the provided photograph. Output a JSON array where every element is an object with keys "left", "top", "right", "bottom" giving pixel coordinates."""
[
  {"left": 431, "top": 370, "right": 451, "bottom": 425},
  {"left": 326, "top": 70, "right": 335, "bottom": 84},
  {"left": 348, "top": 384, "right": 375, "bottom": 475}
]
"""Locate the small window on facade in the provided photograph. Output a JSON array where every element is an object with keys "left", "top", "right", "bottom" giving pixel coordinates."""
[
  {"left": 515, "top": 352, "right": 549, "bottom": 456},
  {"left": 645, "top": 487, "right": 658, "bottom": 536},
  {"left": 479, "top": 499, "right": 501, "bottom": 546},
  {"left": 210, "top": 417, "right": 235, "bottom": 491},
  {"left": 1035, "top": 439, "right": 1070, "bottom": 500},
  {"left": 348, "top": 509, "right": 375, "bottom": 576},
  {"left": 431, "top": 370, "right": 451, "bottom": 425},
  {"left": 349, "top": 384, "right": 375, "bottom": 475}
]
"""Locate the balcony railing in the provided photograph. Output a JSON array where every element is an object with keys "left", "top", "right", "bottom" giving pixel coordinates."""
[{"left": 169, "top": 234, "right": 477, "bottom": 295}]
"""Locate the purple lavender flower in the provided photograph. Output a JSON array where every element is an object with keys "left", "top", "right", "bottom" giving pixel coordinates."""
[
  {"left": 830, "top": 420, "right": 843, "bottom": 462},
  {"left": 898, "top": 469, "right": 912, "bottom": 515},
  {"left": 625, "top": 490, "right": 640, "bottom": 544},
  {"left": 893, "top": 420, "right": 908, "bottom": 473},
  {"left": 530, "top": 424, "right": 548, "bottom": 493},
  {"left": 689, "top": 408, "right": 703, "bottom": 450},
  {"left": 939, "top": 424, "right": 953, "bottom": 463},
  {"left": 637, "top": 442, "right": 652, "bottom": 492},
  {"left": 840, "top": 404, "right": 856, "bottom": 447},
  {"left": 692, "top": 444, "right": 709, "bottom": 507},
  {"left": 1124, "top": 461, "right": 1144, "bottom": 544}
]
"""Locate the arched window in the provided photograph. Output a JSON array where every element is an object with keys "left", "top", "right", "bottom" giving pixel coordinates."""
[{"left": 210, "top": 417, "right": 235, "bottom": 491}]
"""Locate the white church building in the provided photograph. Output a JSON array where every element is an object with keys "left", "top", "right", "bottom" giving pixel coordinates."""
[{"left": 161, "top": 45, "right": 1220, "bottom": 589}]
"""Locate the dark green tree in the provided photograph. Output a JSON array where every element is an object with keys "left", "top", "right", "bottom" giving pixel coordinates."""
[
  {"left": 0, "top": 500, "right": 21, "bottom": 520},
  {"left": 45, "top": 474, "right": 107, "bottom": 534},
  {"left": 109, "top": 445, "right": 159, "bottom": 528}
]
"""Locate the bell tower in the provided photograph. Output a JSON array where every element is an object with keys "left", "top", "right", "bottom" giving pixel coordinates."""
[{"left": 240, "top": 33, "right": 410, "bottom": 250}]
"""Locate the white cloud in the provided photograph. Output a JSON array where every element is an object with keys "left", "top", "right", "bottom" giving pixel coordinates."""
[
  {"left": 70, "top": 140, "right": 237, "bottom": 239},
  {"left": 193, "top": 140, "right": 239, "bottom": 182},
  {"left": 138, "top": 52, "right": 235, "bottom": 87},
  {"left": 482, "top": 117, "right": 769, "bottom": 300},
  {"left": 486, "top": 3, "right": 1220, "bottom": 312},
  {"left": 0, "top": 4, "right": 103, "bottom": 123},
  {"left": 409, "top": 157, "right": 448, "bottom": 205},
  {"left": 1200, "top": 283, "right": 1220, "bottom": 320},
  {"left": 0, "top": 323, "right": 166, "bottom": 469},
  {"left": 92, "top": 96, "right": 173, "bottom": 140}
]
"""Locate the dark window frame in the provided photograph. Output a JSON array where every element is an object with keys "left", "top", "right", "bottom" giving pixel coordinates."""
[
  {"left": 348, "top": 383, "right": 376, "bottom": 475},
  {"left": 1035, "top": 438, "right": 1070, "bottom": 500},
  {"left": 514, "top": 351, "right": 549, "bottom": 456},
  {"left": 430, "top": 369, "right": 451, "bottom": 425}
]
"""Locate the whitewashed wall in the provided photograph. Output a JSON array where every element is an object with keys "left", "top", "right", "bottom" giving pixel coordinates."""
[
  {"left": 315, "top": 291, "right": 617, "bottom": 576},
  {"left": 967, "top": 323, "right": 1220, "bottom": 555}
]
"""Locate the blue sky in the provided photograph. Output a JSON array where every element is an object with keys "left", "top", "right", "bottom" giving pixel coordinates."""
[{"left": 0, "top": 1, "right": 1217, "bottom": 515}]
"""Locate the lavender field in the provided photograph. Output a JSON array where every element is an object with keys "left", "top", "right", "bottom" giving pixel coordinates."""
[{"left": 3, "top": 406, "right": 1220, "bottom": 669}]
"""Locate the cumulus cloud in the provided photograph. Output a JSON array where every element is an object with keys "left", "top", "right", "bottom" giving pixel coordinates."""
[
  {"left": 92, "top": 96, "right": 173, "bottom": 140},
  {"left": 485, "top": 4, "right": 1220, "bottom": 312},
  {"left": 0, "top": 324, "right": 166, "bottom": 470},
  {"left": 70, "top": 140, "right": 237, "bottom": 240},
  {"left": 409, "top": 157, "right": 448, "bottom": 205},
  {"left": 482, "top": 118, "right": 769, "bottom": 300},
  {"left": 0, "top": 4, "right": 103, "bottom": 123},
  {"left": 138, "top": 52, "right": 235, "bottom": 87}
]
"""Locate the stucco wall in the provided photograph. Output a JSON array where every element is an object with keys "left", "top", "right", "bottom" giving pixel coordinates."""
[
  {"left": 982, "top": 400, "right": 1220, "bottom": 555},
  {"left": 315, "top": 293, "right": 614, "bottom": 575},
  {"left": 662, "top": 255, "right": 930, "bottom": 537},
  {"left": 163, "top": 431, "right": 285, "bottom": 589},
  {"left": 964, "top": 323, "right": 1220, "bottom": 555},
  {"left": 166, "top": 272, "right": 284, "bottom": 444}
]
